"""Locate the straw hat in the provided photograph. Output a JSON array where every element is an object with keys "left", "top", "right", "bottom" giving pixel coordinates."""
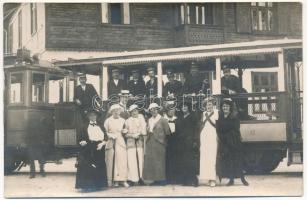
[
  {"left": 108, "top": 104, "right": 123, "bottom": 113},
  {"left": 148, "top": 103, "right": 161, "bottom": 110},
  {"left": 128, "top": 104, "right": 139, "bottom": 112}
]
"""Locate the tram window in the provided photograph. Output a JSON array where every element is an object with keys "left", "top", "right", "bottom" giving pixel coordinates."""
[
  {"left": 48, "top": 74, "right": 65, "bottom": 103},
  {"left": 10, "top": 72, "right": 23, "bottom": 104},
  {"left": 32, "top": 73, "right": 46, "bottom": 103}
]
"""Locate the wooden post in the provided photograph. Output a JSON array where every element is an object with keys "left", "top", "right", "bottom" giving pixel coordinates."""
[
  {"left": 157, "top": 62, "right": 163, "bottom": 98},
  {"left": 214, "top": 57, "right": 222, "bottom": 95},
  {"left": 65, "top": 75, "right": 70, "bottom": 102},
  {"left": 102, "top": 64, "right": 108, "bottom": 101},
  {"left": 278, "top": 51, "right": 286, "bottom": 92}
]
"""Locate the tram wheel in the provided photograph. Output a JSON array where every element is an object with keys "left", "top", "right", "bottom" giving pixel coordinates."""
[{"left": 244, "top": 150, "right": 283, "bottom": 174}]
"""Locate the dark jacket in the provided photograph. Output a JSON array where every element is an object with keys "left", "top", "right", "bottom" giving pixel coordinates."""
[
  {"left": 163, "top": 80, "right": 183, "bottom": 97},
  {"left": 145, "top": 78, "right": 158, "bottom": 97},
  {"left": 74, "top": 84, "right": 99, "bottom": 112},
  {"left": 108, "top": 79, "right": 126, "bottom": 98},
  {"left": 183, "top": 75, "right": 203, "bottom": 94},
  {"left": 128, "top": 79, "right": 146, "bottom": 96}
]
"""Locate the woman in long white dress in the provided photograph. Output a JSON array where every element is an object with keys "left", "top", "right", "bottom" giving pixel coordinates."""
[
  {"left": 199, "top": 98, "right": 219, "bottom": 187},
  {"left": 104, "top": 104, "right": 129, "bottom": 187},
  {"left": 124, "top": 104, "right": 147, "bottom": 185}
]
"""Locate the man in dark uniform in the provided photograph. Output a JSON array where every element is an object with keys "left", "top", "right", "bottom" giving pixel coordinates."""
[
  {"left": 74, "top": 74, "right": 100, "bottom": 119},
  {"left": 145, "top": 67, "right": 158, "bottom": 98},
  {"left": 221, "top": 66, "right": 241, "bottom": 94},
  {"left": 128, "top": 69, "right": 146, "bottom": 97},
  {"left": 163, "top": 70, "right": 183, "bottom": 98},
  {"left": 108, "top": 68, "right": 126, "bottom": 99},
  {"left": 183, "top": 63, "right": 204, "bottom": 95},
  {"left": 27, "top": 117, "right": 50, "bottom": 178}
]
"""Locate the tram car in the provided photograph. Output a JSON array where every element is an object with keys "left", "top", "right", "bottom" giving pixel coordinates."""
[{"left": 4, "top": 39, "right": 303, "bottom": 174}]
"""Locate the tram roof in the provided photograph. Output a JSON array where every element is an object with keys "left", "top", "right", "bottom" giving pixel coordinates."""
[{"left": 54, "top": 39, "right": 302, "bottom": 69}]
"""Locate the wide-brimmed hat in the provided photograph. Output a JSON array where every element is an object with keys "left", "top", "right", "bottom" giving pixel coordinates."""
[
  {"left": 108, "top": 104, "right": 123, "bottom": 113},
  {"left": 112, "top": 68, "right": 120, "bottom": 73},
  {"left": 148, "top": 103, "right": 161, "bottom": 110},
  {"left": 78, "top": 73, "right": 86, "bottom": 78},
  {"left": 86, "top": 108, "right": 99, "bottom": 116},
  {"left": 128, "top": 104, "right": 139, "bottom": 112},
  {"left": 147, "top": 67, "right": 155, "bottom": 73}
]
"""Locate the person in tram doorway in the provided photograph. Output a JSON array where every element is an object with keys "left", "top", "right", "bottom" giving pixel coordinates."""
[
  {"left": 27, "top": 117, "right": 49, "bottom": 179},
  {"left": 128, "top": 69, "right": 146, "bottom": 97},
  {"left": 74, "top": 73, "right": 100, "bottom": 120},
  {"left": 216, "top": 99, "right": 249, "bottom": 186},
  {"left": 104, "top": 104, "right": 129, "bottom": 188},
  {"left": 175, "top": 102, "right": 199, "bottom": 187},
  {"left": 221, "top": 66, "right": 241, "bottom": 95},
  {"left": 143, "top": 103, "right": 170, "bottom": 186},
  {"left": 145, "top": 67, "right": 158, "bottom": 98},
  {"left": 163, "top": 102, "right": 179, "bottom": 184},
  {"left": 123, "top": 104, "right": 147, "bottom": 186},
  {"left": 163, "top": 70, "right": 183, "bottom": 98},
  {"left": 108, "top": 68, "right": 126, "bottom": 99},
  {"left": 75, "top": 110, "right": 108, "bottom": 192},
  {"left": 198, "top": 97, "right": 219, "bottom": 187},
  {"left": 183, "top": 62, "right": 203, "bottom": 95}
]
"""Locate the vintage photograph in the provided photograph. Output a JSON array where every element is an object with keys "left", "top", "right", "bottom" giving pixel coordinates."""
[{"left": 2, "top": 1, "right": 303, "bottom": 198}]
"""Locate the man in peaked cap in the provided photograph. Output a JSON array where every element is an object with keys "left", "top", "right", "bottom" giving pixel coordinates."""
[
  {"left": 74, "top": 73, "right": 100, "bottom": 119},
  {"left": 128, "top": 69, "right": 146, "bottom": 97},
  {"left": 108, "top": 68, "right": 127, "bottom": 98},
  {"left": 163, "top": 69, "right": 183, "bottom": 98}
]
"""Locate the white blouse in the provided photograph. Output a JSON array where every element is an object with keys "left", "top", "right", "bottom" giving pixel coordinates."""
[{"left": 87, "top": 121, "right": 105, "bottom": 141}]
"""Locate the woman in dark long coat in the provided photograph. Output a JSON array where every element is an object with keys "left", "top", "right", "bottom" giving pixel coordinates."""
[
  {"left": 75, "top": 110, "right": 108, "bottom": 192},
  {"left": 175, "top": 103, "right": 199, "bottom": 186},
  {"left": 216, "top": 99, "right": 249, "bottom": 186}
]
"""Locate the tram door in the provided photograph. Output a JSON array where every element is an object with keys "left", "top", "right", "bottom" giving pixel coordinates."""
[{"left": 287, "top": 58, "right": 303, "bottom": 165}]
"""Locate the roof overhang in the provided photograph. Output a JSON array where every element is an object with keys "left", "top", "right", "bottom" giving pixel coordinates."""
[{"left": 54, "top": 39, "right": 302, "bottom": 69}]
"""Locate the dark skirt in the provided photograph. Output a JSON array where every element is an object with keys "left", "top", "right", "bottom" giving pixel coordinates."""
[
  {"left": 166, "top": 134, "right": 179, "bottom": 184},
  {"left": 75, "top": 142, "right": 108, "bottom": 190},
  {"left": 216, "top": 141, "right": 244, "bottom": 179}
]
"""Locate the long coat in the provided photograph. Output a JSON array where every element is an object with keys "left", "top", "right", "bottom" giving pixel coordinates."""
[
  {"left": 74, "top": 84, "right": 99, "bottom": 115},
  {"left": 128, "top": 79, "right": 146, "bottom": 97},
  {"left": 143, "top": 117, "right": 170, "bottom": 181},
  {"left": 75, "top": 121, "right": 108, "bottom": 190},
  {"left": 216, "top": 114, "right": 245, "bottom": 179},
  {"left": 175, "top": 113, "right": 199, "bottom": 184}
]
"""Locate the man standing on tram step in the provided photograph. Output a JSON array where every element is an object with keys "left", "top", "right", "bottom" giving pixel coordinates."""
[
  {"left": 108, "top": 68, "right": 126, "bottom": 99},
  {"left": 145, "top": 67, "right": 158, "bottom": 98},
  {"left": 74, "top": 73, "right": 100, "bottom": 120},
  {"left": 163, "top": 69, "right": 183, "bottom": 98},
  {"left": 183, "top": 62, "right": 204, "bottom": 95},
  {"left": 128, "top": 69, "right": 146, "bottom": 97}
]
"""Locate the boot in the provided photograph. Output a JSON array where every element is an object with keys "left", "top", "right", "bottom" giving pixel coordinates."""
[
  {"left": 226, "top": 178, "right": 234, "bottom": 186},
  {"left": 241, "top": 176, "right": 249, "bottom": 186},
  {"left": 29, "top": 173, "right": 35, "bottom": 179}
]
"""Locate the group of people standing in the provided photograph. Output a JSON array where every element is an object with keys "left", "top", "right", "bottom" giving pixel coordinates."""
[
  {"left": 72, "top": 65, "right": 249, "bottom": 192},
  {"left": 74, "top": 99, "right": 249, "bottom": 192}
]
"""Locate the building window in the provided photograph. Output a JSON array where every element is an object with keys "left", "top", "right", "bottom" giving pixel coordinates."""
[
  {"left": 179, "top": 3, "right": 214, "bottom": 25},
  {"left": 252, "top": 72, "right": 278, "bottom": 92},
  {"left": 32, "top": 72, "right": 46, "bottom": 103},
  {"left": 101, "top": 3, "right": 130, "bottom": 24},
  {"left": 10, "top": 72, "right": 23, "bottom": 104},
  {"left": 251, "top": 2, "right": 274, "bottom": 31},
  {"left": 18, "top": 11, "right": 22, "bottom": 48},
  {"left": 30, "top": 3, "right": 37, "bottom": 35}
]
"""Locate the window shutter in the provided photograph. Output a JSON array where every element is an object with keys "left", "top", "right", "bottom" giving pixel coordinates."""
[
  {"left": 123, "top": 3, "right": 130, "bottom": 24},
  {"left": 277, "top": 3, "right": 289, "bottom": 34},
  {"left": 101, "top": 3, "right": 109, "bottom": 23},
  {"left": 236, "top": 3, "right": 252, "bottom": 33}
]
